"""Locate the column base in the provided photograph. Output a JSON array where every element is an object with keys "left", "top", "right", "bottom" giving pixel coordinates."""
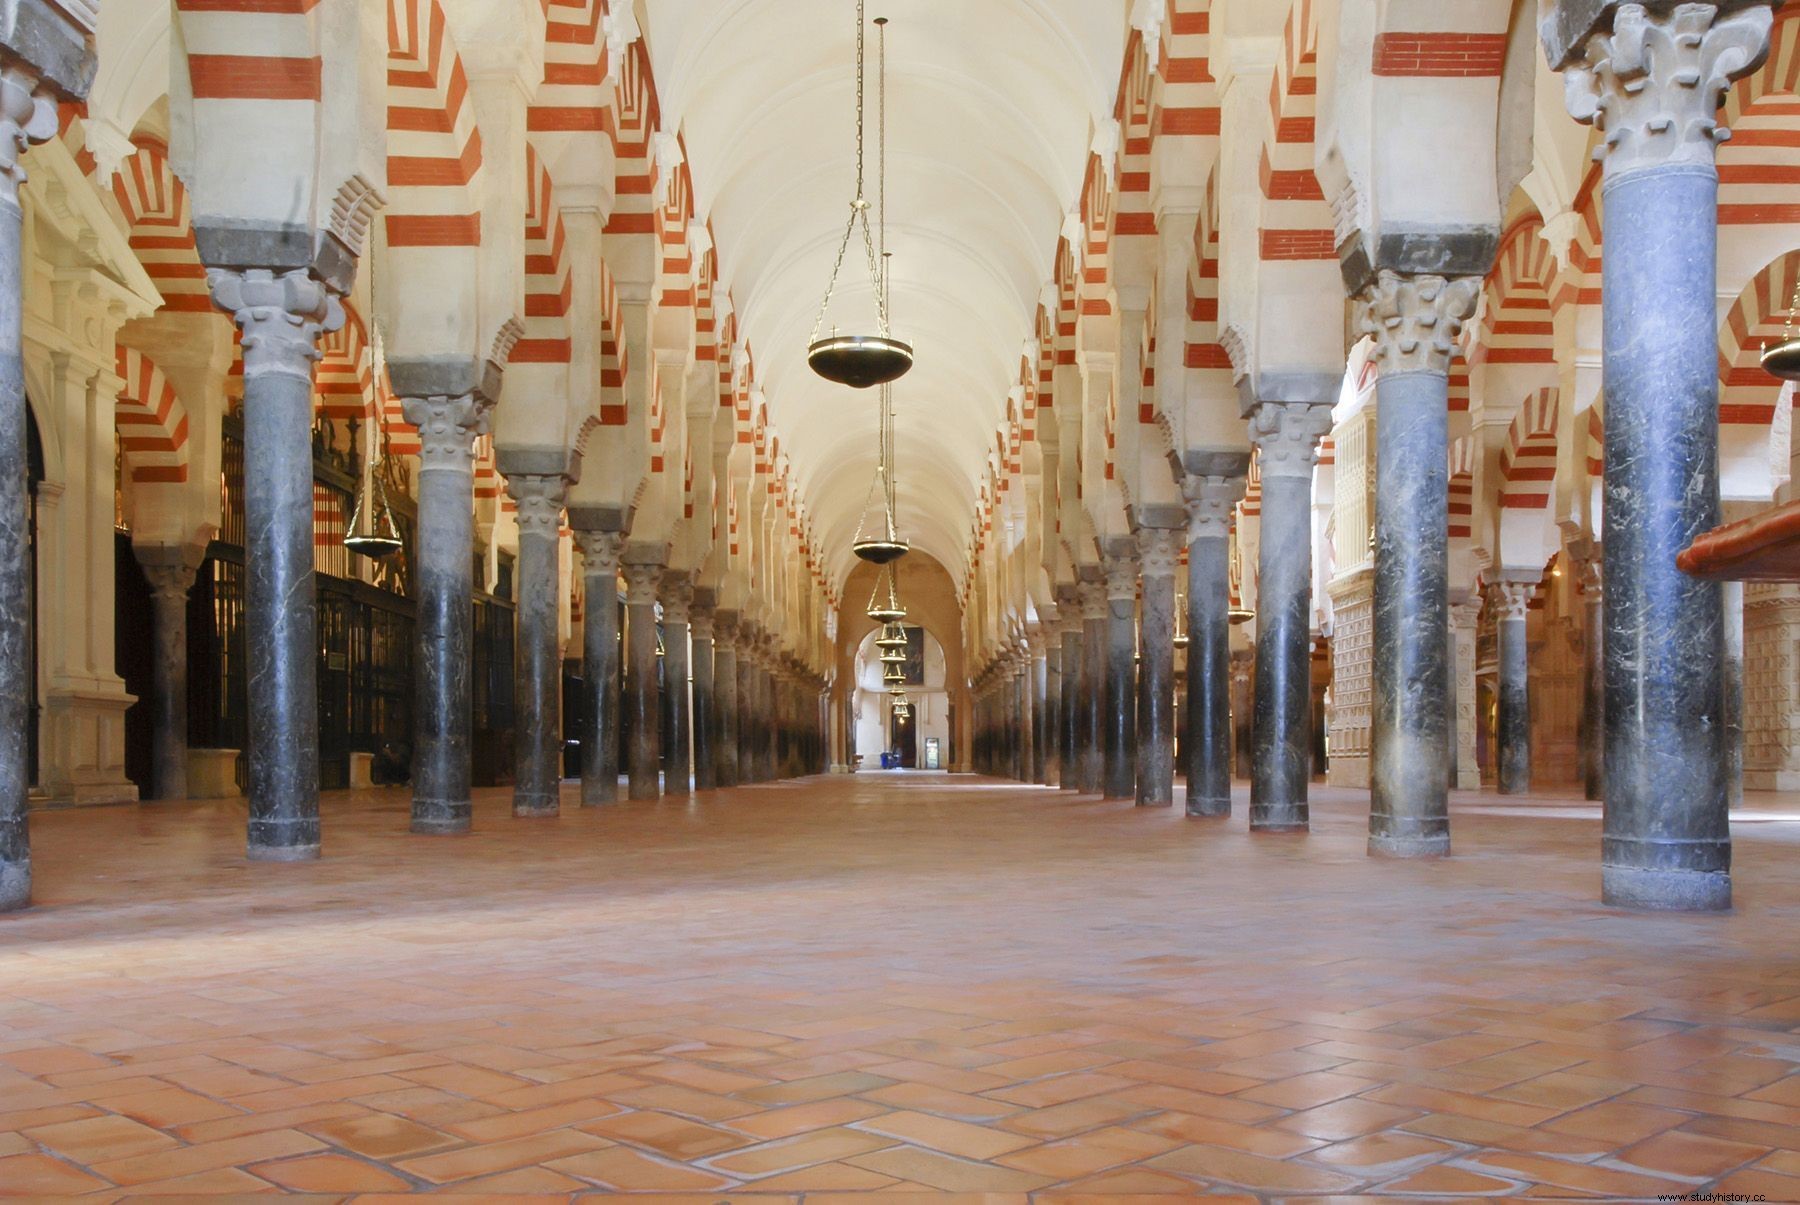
[
  {"left": 247, "top": 841, "right": 320, "bottom": 862},
  {"left": 1186, "top": 797, "right": 1230, "bottom": 818},
  {"left": 1369, "top": 833, "right": 1451, "bottom": 859},
  {"left": 1136, "top": 798, "right": 1173, "bottom": 808},
  {"left": 1602, "top": 865, "right": 1731, "bottom": 912},
  {"left": 0, "top": 857, "right": 27, "bottom": 911},
  {"left": 512, "top": 793, "right": 559, "bottom": 818},
  {"left": 410, "top": 801, "right": 470, "bottom": 835},
  {"left": 1250, "top": 804, "right": 1307, "bottom": 832}
]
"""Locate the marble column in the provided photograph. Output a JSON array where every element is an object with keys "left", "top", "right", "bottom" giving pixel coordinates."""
[
  {"left": 1184, "top": 474, "right": 1243, "bottom": 817},
  {"left": 1547, "top": 1, "right": 1769, "bottom": 908},
  {"left": 756, "top": 647, "right": 777, "bottom": 780},
  {"left": 715, "top": 612, "right": 740, "bottom": 787},
  {"left": 691, "top": 595, "right": 716, "bottom": 791},
  {"left": 1358, "top": 272, "right": 1479, "bottom": 857},
  {"left": 573, "top": 529, "right": 624, "bottom": 805},
  {"left": 1576, "top": 556, "right": 1604, "bottom": 800},
  {"left": 1247, "top": 401, "right": 1331, "bottom": 832},
  {"left": 209, "top": 271, "right": 346, "bottom": 859},
  {"left": 661, "top": 574, "right": 692, "bottom": 798},
  {"left": 1031, "top": 645, "right": 1049, "bottom": 784},
  {"left": 1060, "top": 612, "right": 1082, "bottom": 791},
  {"left": 623, "top": 560, "right": 662, "bottom": 801},
  {"left": 1724, "top": 579, "right": 1744, "bottom": 809},
  {"left": 1450, "top": 595, "right": 1482, "bottom": 790},
  {"left": 1078, "top": 578, "right": 1106, "bottom": 793},
  {"left": 137, "top": 550, "right": 199, "bottom": 802},
  {"left": 1043, "top": 639, "right": 1061, "bottom": 786},
  {"left": 1136, "top": 528, "right": 1180, "bottom": 807},
  {"left": 506, "top": 473, "right": 567, "bottom": 818},
  {"left": 1102, "top": 556, "right": 1138, "bottom": 800},
  {"left": 1492, "top": 578, "right": 1537, "bottom": 796},
  {"left": 736, "top": 630, "right": 757, "bottom": 784},
  {"left": 401, "top": 394, "right": 491, "bottom": 835}
]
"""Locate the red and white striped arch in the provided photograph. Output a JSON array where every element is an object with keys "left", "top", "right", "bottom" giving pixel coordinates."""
[
  {"left": 1499, "top": 387, "right": 1559, "bottom": 513},
  {"left": 1259, "top": 0, "right": 1333, "bottom": 265},
  {"left": 1717, "top": 248, "right": 1800, "bottom": 501},
  {"left": 1720, "top": 9, "right": 1800, "bottom": 232},
  {"left": 114, "top": 347, "right": 189, "bottom": 486},
  {"left": 1185, "top": 194, "right": 1231, "bottom": 387},
  {"left": 1448, "top": 434, "right": 1477, "bottom": 541},
  {"left": 1152, "top": 0, "right": 1218, "bottom": 141},
  {"left": 1113, "top": 33, "right": 1157, "bottom": 253},
  {"left": 112, "top": 142, "right": 211, "bottom": 315},
  {"left": 1474, "top": 217, "right": 1557, "bottom": 370},
  {"left": 1078, "top": 153, "right": 1114, "bottom": 316},
  {"left": 315, "top": 303, "right": 375, "bottom": 422},
  {"left": 513, "top": 144, "right": 573, "bottom": 368},
  {"left": 605, "top": 39, "right": 657, "bottom": 238}
]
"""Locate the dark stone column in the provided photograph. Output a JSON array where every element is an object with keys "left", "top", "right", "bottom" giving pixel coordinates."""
[
  {"left": 137, "top": 549, "right": 200, "bottom": 801},
  {"left": 1547, "top": 0, "right": 1769, "bottom": 909},
  {"left": 736, "top": 628, "right": 757, "bottom": 784},
  {"left": 622, "top": 559, "right": 662, "bottom": 801},
  {"left": 691, "top": 595, "right": 716, "bottom": 790},
  {"left": 1724, "top": 579, "right": 1744, "bottom": 809},
  {"left": 1246, "top": 401, "right": 1330, "bottom": 832},
  {"left": 1358, "top": 272, "right": 1480, "bottom": 857},
  {"left": 1492, "top": 578, "right": 1537, "bottom": 796},
  {"left": 1014, "top": 650, "right": 1031, "bottom": 782},
  {"left": 0, "top": 0, "right": 96, "bottom": 911},
  {"left": 1136, "top": 528, "right": 1180, "bottom": 807},
  {"left": 661, "top": 574, "right": 692, "bottom": 797},
  {"left": 1030, "top": 644, "right": 1049, "bottom": 784},
  {"left": 400, "top": 393, "right": 491, "bottom": 835},
  {"left": 1102, "top": 553, "right": 1139, "bottom": 800},
  {"left": 504, "top": 472, "right": 567, "bottom": 818},
  {"left": 1079, "top": 579, "right": 1106, "bottom": 793},
  {"left": 210, "top": 272, "right": 347, "bottom": 858},
  {"left": 1060, "top": 611, "right": 1082, "bottom": 790},
  {"left": 573, "top": 527, "right": 623, "bottom": 805},
  {"left": 1183, "top": 474, "right": 1244, "bottom": 817},
  {"left": 1576, "top": 556, "right": 1604, "bottom": 800},
  {"left": 714, "top": 612, "right": 740, "bottom": 787}
]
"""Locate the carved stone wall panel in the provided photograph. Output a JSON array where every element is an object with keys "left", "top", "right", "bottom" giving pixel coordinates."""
[{"left": 1326, "top": 570, "right": 1372, "bottom": 788}]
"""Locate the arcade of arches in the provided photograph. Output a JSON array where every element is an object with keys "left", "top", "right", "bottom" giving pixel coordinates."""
[{"left": 1, "top": 0, "right": 1800, "bottom": 1198}]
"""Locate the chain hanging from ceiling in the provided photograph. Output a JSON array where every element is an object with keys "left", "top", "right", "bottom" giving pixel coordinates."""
[{"left": 807, "top": 1, "right": 912, "bottom": 389}]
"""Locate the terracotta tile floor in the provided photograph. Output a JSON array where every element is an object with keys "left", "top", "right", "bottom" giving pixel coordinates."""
[{"left": 2, "top": 773, "right": 1799, "bottom": 1200}]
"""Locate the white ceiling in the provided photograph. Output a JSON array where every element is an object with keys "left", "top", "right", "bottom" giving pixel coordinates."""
[{"left": 643, "top": 0, "right": 1126, "bottom": 584}]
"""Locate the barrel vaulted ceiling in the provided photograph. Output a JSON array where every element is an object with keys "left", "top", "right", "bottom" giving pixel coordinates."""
[{"left": 643, "top": 0, "right": 1126, "bottom": 586}]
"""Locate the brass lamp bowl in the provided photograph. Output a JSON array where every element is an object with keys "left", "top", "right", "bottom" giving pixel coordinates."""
[
  {"left": 1228, "top": 607, "right": 1255, "bottom": 625},
  {"left": 346, "top": 532, "right": 403, "bottom": 559},
  {"left": 876, "top": 626, "right": 908, "bottom": 648},
  {"left": 867, "top": 604, "right": 907, "bottom": 623},
  {"left": 852, "top": 537, "right": 910, "bottom": 564},
  {"left": 808, "top": 334, "right": 914, "bottom": 388},
  {"left": 1762, "top": 336, "right": 1800, "bottom": 382}
]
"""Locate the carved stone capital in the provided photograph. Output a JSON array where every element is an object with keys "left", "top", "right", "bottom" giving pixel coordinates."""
[
  {"left": 1248, "top": 402, "right": 1332, "bottom": 480},
  {"left": 402, "top": 394, "right": 492, "bottom": 473},
  {"left": 661, "top": 572, "right": 693, "bottom": 625},
  {"left": 0, "top": 64, "right": 56, "bottom": 210},
  {"left": 574, "top": 529, "right": 625, "bottom": 579},
  {"left": 1104, "top": 555, "right": 1140, "bottom": 602},
  {"left": 622, "top": 561, "right": 663, "bottom": 606},
  {"left": 1079, "top": 579, "right": 1107, "bottom": 620},
  {"left": 1136, "top": 527, "right": 1181, "bottom": 579},
  {"left": 1183, "top": 473, "right": 1246, "bottom": 542},
  {"left": 141, "top": 561, "right": 197, "bottom": 608},
  {"left": 207, "top": 268, "right": 345, "bottom": 384},
  {"left": 1490, "top": 579, "right": 1538, "bottom": 623},
  {"left": 506, "top": 473, "right": 568, "bottom": 539},
  {"left": 1356, "top": 271, "right": 1482, "bottom": 378},
  {"left": 714, "top": 609, "right": 740, "bottom": 644},
  {"left": 689, "top": 606, "right": 715, "bottom": 642},
  {"left": 1557, "top": 2, "right": 1774, "bottom": 177}
]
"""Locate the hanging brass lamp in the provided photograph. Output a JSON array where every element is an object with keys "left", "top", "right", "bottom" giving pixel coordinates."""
[
  {"left": 1763, "top": 271, "right": 1800, "bottom": 381},
  {"left": 808, "top": 5, "right": 911, "bottom": 388},
  {"left": 1173, "top": 585, "right": 1190, "bottom": 649},
  {"left": 344, "top": 415, "right": 403, "bottom": 559},
  {"left": 850, "top": 359, "right": 909, "bottom": 563},
  {"left": 880, "top": 644, "right": 906, "bottom": 664},
  {"left": 865, "top": 563, "right": 907, "bottom": 623},
  {"left": 882, "top": 662, "right": 905, "bottom": 686},
  {"left": 876, "top": 621, "right": 908, "bottom": 648}
]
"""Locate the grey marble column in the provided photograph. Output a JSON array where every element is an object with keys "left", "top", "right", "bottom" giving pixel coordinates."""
[
  {"left": 1492, "top": 578, "right": 1537, "bottom": 796},
  {"left": 1183, "top": 474, "right": 1243, "bottom": 817},
  {"left": 1575, "top": 556, "right": 1604, "bottom": 800},
  {"left": 401, "top": 393, "right": 491, "bottom": 835},
  {"left": 736, "top": 629, "right": 757, "bottom": 784},
  {"left": 1547, "top": 0, "right": 1769, "bottom": 909},
  {"left": 505, "top": 473, "right": 567, "bottom": 818},
  {"left": 1102, "top": 554, "right": 1139, "bottom": 801},
  {"left": 1060, "top": 614, "right": 1082, "bottom": 791},
  {"left": 1724, "top": 579, "right": 1744, "bottom": 809},
  {"left": 209, "top": 271, "right": 347, "bottom": 859},
  {"left": 1247, "top": 401, "right": 1331, "bottom": 832},
  {"left": 573, "top": 528, "right": 624, "bottom": 805},
  {"left": 1014, "top": 651, "right": 1031, "bottom": 782},
  {"left": 1030, "top": 646, "right": 1049, "bottom": 784},
  {"left": 762, "top": 652, "right": 780, "bottom": 780},
  {"left": 691, "top": 596, "right": 716, "bottom": 790},
  {"left": 1079, "top": 579, "right": 1106, "bottom": 793},
  {"left": 714, "top": 612, "right": 740, "bottom": 787},
  {"left": 661, "top": 574, "right": 692, "bottom": 797},
  {"left": 1358, "top": 272, "right": 1480, "bottom": 857},
  {"left": 138, "top": 550, "right": 199, "bottom": 802},
  {"left": 1136, "top": 528, "right": 1180, "bottom": 807},
  {"left": 622, "top": 560, "right": 662, "bottom": 801},
  {"left": 1043, "top": 640, "right": 1061, "bottom": 786}
]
